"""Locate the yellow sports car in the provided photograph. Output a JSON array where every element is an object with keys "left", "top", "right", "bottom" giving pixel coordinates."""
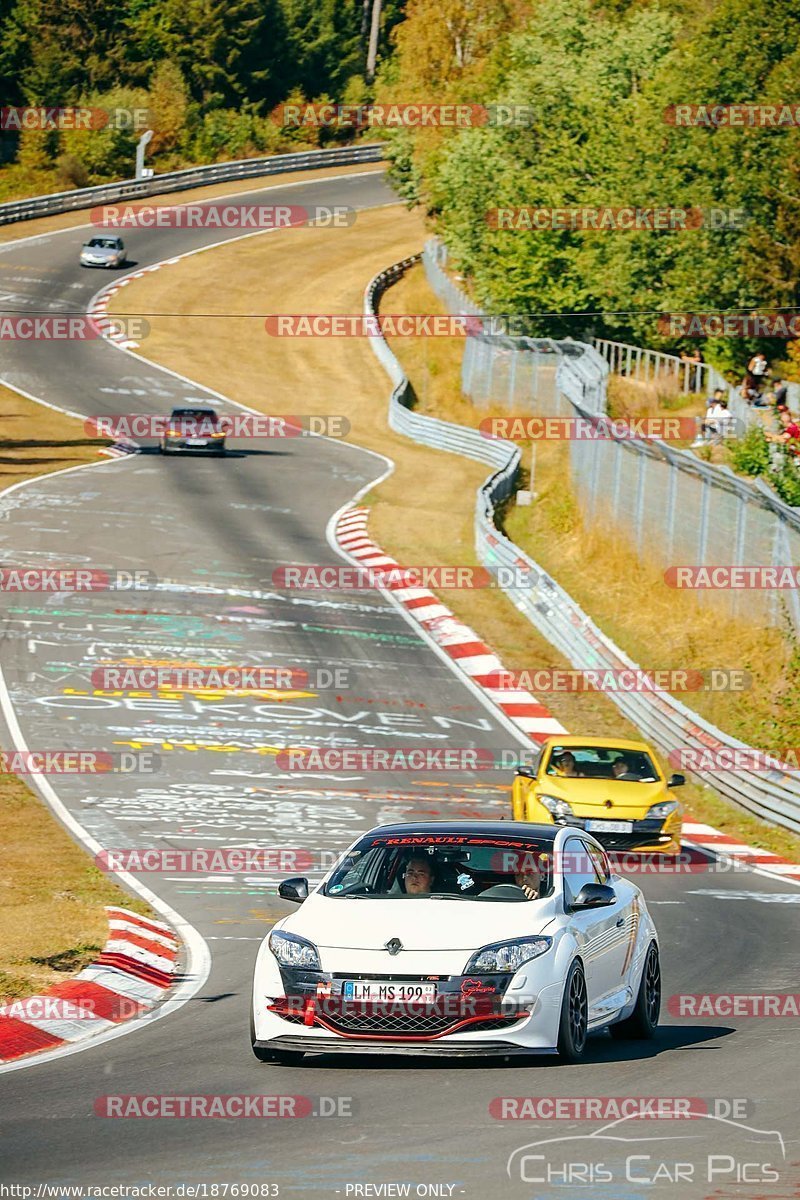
[{"left": 511, "top": 735, "right": 685, "bottom": 854}]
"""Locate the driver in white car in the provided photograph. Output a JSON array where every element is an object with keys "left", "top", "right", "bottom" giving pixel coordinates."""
[
  {"left": 404, "top": 856, "right": 435, "bottom": 895},
  {"left": 514, "top": 863, "right": 542, "bottom": 899}
]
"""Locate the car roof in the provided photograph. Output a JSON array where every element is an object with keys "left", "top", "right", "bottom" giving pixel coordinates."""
[
  {"left": 170, "top": 405, "right": 217, "bottom": 414},
  {"left": 541, "top": 735, "right": 656, "bottom": 753},
  {"left": 365, "top": 820, "right": 559, "bottom": 845}
]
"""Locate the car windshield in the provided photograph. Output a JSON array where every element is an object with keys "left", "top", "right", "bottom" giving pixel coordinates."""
[
  {"left": 545, "top": 745, "right": 659, "bottom": 782},
  {"left": 170, "top": 408, "right": 218, "bottom": 422},
  {"left": 86, "top": 238, "right": 120, "bottom": 249},
  {"left": 322, "top": 833, "right": 554, "bottom": 900}
]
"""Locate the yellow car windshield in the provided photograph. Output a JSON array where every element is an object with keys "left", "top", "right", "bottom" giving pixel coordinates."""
[{"left": 546, "top": 747, "right": 658, "bottom": 781}]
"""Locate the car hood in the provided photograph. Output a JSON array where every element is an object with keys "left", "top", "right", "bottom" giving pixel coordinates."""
[
  {"left": 83, "top": 247, "right": 117, "bottom": 258},
  {"left": 281, "top": 894, "right": 556, "bottom": 951},
  {"left": 539, "top": 778, "right": 668, "bottom": 815}
]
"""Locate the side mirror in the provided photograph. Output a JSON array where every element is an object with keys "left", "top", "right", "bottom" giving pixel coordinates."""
[
  {"left": 667, "top": 773, "right": 685, "bottom": 788},
  {"left": 571, "top": 883, "right": 615, "bottom": 910},
  {"left": 515, "top": 767, "right": 536, "bottom": 779},
  {"left": 278, "top": 876, "right": 309, "bottom": 904}
]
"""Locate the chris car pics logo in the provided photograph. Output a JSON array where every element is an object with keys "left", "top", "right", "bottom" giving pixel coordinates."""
[{"left": 506, "top": 1113, "right": 785, "bottom": 1188}]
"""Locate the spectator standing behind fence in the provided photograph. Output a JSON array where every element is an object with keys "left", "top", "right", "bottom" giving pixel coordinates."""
[{"left": 747, "top": 352, "right": 769, "bottom": 390}]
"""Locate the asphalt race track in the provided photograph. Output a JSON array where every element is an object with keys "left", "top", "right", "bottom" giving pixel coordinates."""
[{"left": 0, "top": 166, "right": 798, "bottom": 1198}]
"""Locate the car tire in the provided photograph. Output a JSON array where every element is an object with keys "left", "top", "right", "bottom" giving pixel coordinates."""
[
  {"left": 556, "top": 960, "right": 588, "bottom": 1062},
  {"left": 610, "top": 941, "right": 660, "bottom": 1040}
]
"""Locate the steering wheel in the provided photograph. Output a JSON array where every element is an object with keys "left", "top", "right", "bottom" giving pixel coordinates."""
[{"left": 477, "top": 883, "right": 528, "bottom": 900}]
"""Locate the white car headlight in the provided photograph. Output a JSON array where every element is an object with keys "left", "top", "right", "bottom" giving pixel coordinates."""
[
  {"left": 268, "top": 931, "right": 321, "bottom": 969},
  {"left": 464, "top": 936, "right": 552, "bottom": 974},
  {"left": 539, "top": 794, "right": 574, "bottom": 820},
  {"left": 646, "top": 800, "right": 679, "bottom": 819}
]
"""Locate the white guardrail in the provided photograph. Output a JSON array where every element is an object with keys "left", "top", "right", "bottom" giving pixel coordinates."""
[
  {"left": 365, "top": 255, "right": 800, "bottom": 836},
  {"left": 0, "top": 143, "right": 385, "bottom": 226},
  {"left": 594, "top": 336, "right": 800, "bottom": 423}
]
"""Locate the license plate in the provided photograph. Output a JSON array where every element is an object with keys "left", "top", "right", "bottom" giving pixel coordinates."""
[
  {"left": 585, "top": 819, "right": 634, "bottom": 833},
  {"left": 342, "top": 980, "right": 437, "bottom": 1002},
  {"left": 186, "top": 438, "right": 207, "bottom": 446}
]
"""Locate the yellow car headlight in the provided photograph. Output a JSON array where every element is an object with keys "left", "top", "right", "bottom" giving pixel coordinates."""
[
  {"left": 539, "top": 795, "right": 574, "bottom": 820},
  {"left": 646, "top": 800, "right": 680, "bottom": 819}
]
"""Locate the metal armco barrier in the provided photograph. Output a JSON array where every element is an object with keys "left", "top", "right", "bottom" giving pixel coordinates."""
[
  {"left": 365, "top": 254, "right": 800, "bottom": 836},
  {"left": 0, "top": 144, "right": 384, "bottom": 226}
]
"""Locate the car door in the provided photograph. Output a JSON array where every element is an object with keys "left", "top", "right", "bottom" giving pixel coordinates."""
[
  {"left": 585, "top": 841, "right": 637, "bottom": 1004},
  {"left": 562, "top": 837, "right": 632, "bottom": 1017}
]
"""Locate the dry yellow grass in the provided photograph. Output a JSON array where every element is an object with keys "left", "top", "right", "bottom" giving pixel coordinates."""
[
  {"left": 0, "top": 382, "right": 110, "bottom": 482},
  {"left": 1, "top": 777, "right": 152, "bottom": 999},
  {"left": 105, "top": 205, "right": 800, "bottom": 862}
]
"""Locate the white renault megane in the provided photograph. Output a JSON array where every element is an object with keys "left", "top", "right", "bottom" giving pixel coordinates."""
[{"left": 250, "top": 821, "right": 661, "bottom": 1063}]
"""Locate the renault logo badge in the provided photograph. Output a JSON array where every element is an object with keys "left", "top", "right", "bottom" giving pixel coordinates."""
[{"left": 385, "top": 938, "right": 403, "bottom": 956}]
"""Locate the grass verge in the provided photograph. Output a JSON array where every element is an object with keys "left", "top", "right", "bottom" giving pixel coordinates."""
[
  {"left": 0, "top": 383, "right": 111, "bottom": 482},
  {"left": 104, "top": 205, "right": 800, "bottom": 863}
]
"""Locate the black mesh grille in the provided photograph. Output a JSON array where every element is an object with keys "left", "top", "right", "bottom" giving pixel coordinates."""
[{"left": 268, "top": 996, "right": 528, "bottom": 1039}]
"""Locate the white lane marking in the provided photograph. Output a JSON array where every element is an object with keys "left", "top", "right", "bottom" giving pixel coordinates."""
[
  {"left": 687, "top": 889, "right": 800, "bottom": 903},
  {"left": 0, "top": 376, "right": 86, "bottom": 421},
  {"left": 0, "top": 457, "right": 211, "bottom": 1074},
  {"left": 682, "top": 839, "right": 800, "bottom": 890}
]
